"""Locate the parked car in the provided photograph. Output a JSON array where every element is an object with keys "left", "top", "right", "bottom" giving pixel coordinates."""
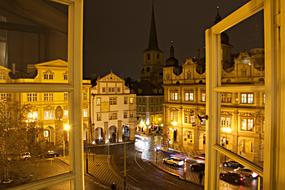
[
  {"left": 223, "top": 160, "right": 244, "bottom": 169},
  {"left": 234, "top": 167, "right": 259, "bottom": 179},
  {"left": 193, "top": 154, "right": 205, "bottom": 163},
  {"left": 45, "top": 150, "right": 60, "bottom": 158},
  {"left": 163, "top": 156, "right": 184, "bottom": 167},
  {"left": 20, "top": 152, "right": 31, "bottom": 160},
  {"left": 190, "top": 163, "right": 205, "bottom": 172},
  {"left": 220, "top": 172, "right": 246, "bottom": 185}
]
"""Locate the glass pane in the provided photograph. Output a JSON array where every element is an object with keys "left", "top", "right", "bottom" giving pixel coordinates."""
[
  {"left": 219, "top": 11, "right": 264, "bottom": 86},
  {"left": 0, "top": 92, "right": 71, "bottom": 188},
  {"left": 218, "top": 154, "right": 263, "bottom": 190},
  {"left": 217, "top": 91, "right": 264, "bottom": 168},
  {"left": 0, "top": 1, "right": 68, "bottom": 84}
]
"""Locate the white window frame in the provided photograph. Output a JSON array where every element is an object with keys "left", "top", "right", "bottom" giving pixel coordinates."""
[
  {"left": 0, "top": 0, "right": 85, "bottom": 189},
  {"left": 205, "top": 0, "right": 284, "bottom": 189}
]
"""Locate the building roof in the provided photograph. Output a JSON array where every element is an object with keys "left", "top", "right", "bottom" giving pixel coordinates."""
[{"left": 133, "top": 80, "right": 163, "bottom": 96}]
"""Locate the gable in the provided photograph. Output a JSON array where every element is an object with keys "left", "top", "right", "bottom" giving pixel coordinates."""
[
  {"left": 35, "top": 59, "right": 68, "bottom": 68},
  {"left": 98, "top": 72, "right": 124, "bottom": 83}
]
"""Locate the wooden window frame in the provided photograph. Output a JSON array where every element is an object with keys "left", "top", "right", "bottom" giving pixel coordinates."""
[{"left": 205, "top": 0, "right": 285, "bottom": 189}]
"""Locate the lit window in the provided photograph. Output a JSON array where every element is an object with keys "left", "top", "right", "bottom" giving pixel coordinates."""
[
  {"left": 27, "top": 93, "right": 37, "bottom": 102},
  {"left": 241, "top": 93, "right": 254, "bottom": 104},
  {"left": 185, "top": 91, "right": 194, "bottom": 101},
  {"left": 130, "top": 97, "right": 134, "bottom": 104},
  {"left": 221, "top": 116, "right": 231, "bottom": 129},
  {"left": 27, "top": 111, "right": 38, "bottom": 121},
  {"left": 44, "top": 93, "right": 53, "bottom": 101},
  {"left": 44, "top": 110, "right": 54, "bottom": 120},
  {"left": 170, "top": 90, "right": 178, "bottom": 101},
  {"left": 43, "top": 130, "right": 49, "bottom": 138},
  {"left": 64, "top": 110, "right": 68, "bottom": 118},
  {"left": 83, "top": 109, "right": 88, "bottom": 117},
  {"left": 96, "top": 97, "right": 101, "bottom": 105},
  {"left": 109, "top": 97, "right": 117, "bottom": 105},
  {"left": 201, "top": 91, "right": 206, "bottom": 102},
  {"left": 241, "top": 118, "right": 254, "bottom": 131}
]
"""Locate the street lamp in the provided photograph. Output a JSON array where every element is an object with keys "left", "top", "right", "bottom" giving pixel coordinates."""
[{"left": 63, "top": 124, "right": 70, "bottom": 157}]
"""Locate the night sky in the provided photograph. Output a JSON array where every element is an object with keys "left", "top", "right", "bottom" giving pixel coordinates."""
[{"left": 83, "top": 0, "right": 263, "bottom": 80}]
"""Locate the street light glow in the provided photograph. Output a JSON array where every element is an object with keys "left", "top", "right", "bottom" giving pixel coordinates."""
[
  {"left": 171, "top": 121, "right": 177, "bottom": 126},
  {"left": 64, "top": 124, "right": 70, "bottom": 131}
]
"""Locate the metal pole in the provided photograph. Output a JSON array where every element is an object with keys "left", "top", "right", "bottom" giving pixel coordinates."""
[{"left": 124, "top": 143, "right": 127, "bottom": 190}]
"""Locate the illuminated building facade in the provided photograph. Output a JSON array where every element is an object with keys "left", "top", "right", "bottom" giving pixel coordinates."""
[
  {"left": 164, "top": 43, "right": 264, "bottom": 164},
  {"left": 0, "top": 59, "right": 91, "bottom": 146},
  {"left": 90, "top": 72, "right": 136, "bottom": 143}
]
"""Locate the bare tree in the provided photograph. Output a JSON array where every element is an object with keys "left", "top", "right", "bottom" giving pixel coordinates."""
[{"left": 0, "top": 100, "right": 39, "bottom": 182}]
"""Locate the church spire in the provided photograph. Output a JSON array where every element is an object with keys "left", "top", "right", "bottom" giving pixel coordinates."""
[{"left": 147, "top": 1, "right": 160, "bottom": 51}]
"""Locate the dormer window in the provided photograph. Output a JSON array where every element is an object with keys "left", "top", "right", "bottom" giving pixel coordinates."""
[{"left": 43, "top": 70, "right": 54, "bottom": 80}]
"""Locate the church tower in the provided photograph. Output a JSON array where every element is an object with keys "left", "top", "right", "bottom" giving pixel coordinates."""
[
  {"left": 215, "top": 6, "right": 233, "bottom": 71},
  {"left": 140, "top": 2, "right": 164, "bottom": 84}
]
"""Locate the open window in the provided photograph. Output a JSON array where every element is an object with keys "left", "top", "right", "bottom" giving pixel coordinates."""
[{"left": 205, "top": 0, "right": 284, "bottom": 189}]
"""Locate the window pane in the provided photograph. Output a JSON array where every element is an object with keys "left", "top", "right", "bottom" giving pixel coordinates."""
[
  {"left": 0, "top": 92, "right": 71, "bottom": 188},
  {"left": 218, "top": 154, "right": 263, "bottom": 190},
  {"left": 218, "top": 92, "right": 264, "bottom": 168},
  {"left": 219, "top": 11, "right": 264, "bottom": 86},
  {"left": 0, "top": 1, "right": 68, "bottom": 85}
]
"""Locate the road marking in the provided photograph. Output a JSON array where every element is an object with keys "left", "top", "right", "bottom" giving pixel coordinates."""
[{"left": 134, "top": 152, "right": 144, "bottom": 170}]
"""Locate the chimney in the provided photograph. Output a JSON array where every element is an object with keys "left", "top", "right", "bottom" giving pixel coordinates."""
[{"left": 12, "top": 63, "right": 16, "bottom": 75}]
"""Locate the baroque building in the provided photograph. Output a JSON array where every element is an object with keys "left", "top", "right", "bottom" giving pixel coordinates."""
[
  {"left": 90, "top": 72, "right": 136, "bottom": 143},
  {"left": 0, "top": 59, "right": 91, "bottom": 149},
  {"left": 135, "top": 3, "right": 164, "bottom": 134},
  {"left": 164, "top": 46, "right": 264, "bottom": 164}
]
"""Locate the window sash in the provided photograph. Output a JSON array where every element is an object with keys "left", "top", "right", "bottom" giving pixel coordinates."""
[
  {"left": 205, "top": 0, "right": 270, "bottom": 189},
  {"left": 0, "top": 1, "right": 85, "bottom": 189}
]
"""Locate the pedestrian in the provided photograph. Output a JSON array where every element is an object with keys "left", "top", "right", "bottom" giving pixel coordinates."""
[
  {"left": 198, "top": 171, "right": 204, "bottom": 185},
  {"left": 111, "top": 182, "right": 116, "bottom": 190}
]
